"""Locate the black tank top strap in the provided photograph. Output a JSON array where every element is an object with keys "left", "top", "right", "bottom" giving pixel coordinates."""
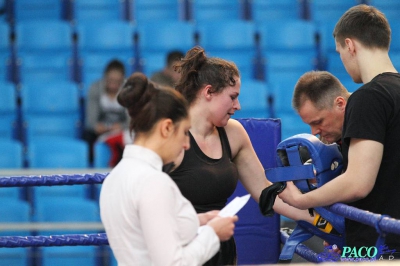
[{"left": 217, "top": 127, "right": 233, "bottom": 160}]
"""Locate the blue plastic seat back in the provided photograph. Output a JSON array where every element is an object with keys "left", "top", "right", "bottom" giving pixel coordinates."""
[
  {"left": 309, "top": 0, "right": 357, "bottom": 23},
  {"left": 94, "top": 141, "right": 112, "bottom": 168},
  {"left": 136, "top": 21, "right": 195, "bottom": 75},
  {"left": 72, "top": 0, "right": 124, "bottom": 22},
  {"left": 15, "top": 20, "right": 73, "bottom": 55},
  {"left": 371, "top": 0, "right": 400, "bottom": 21},
  {"left": 18, "top": 53, "right": 73, "bottom": 83},
  {"left": 76, "top": 21, "right": 135, "bottom": 54},
  {"left": 191, "top": 0, "right": 243, "bottom": 22},
  {"left": 136, "top": 21, "right": 195, "bottom": 54},
  {"left": 251, "top": 0, "right": 302, "bottom": 21},
  {"left": 0, "top": 139, "right": 23, "bottom": 168},
  {"left": 132, "top": 0, "right": 181, "bottom": 22},
  {"left": 40, "top": 246, "right": 98, "bottom": 266},
  {"left": 232, "top": 79, "right": 269, "bottom": 119},
  {"left": 27, "top": 137, "right": 89, "bottom": 168},
  {"left": 0, "top": 199, "right": 31, "bottom": 236},
  {"left": 32, "top": 185, "right": 89, "bottom": 207},
  {"left": 197, "top": 20, "right": 257, "bottom": 79},
  {"left": 21, "top": 81, "right": 80, "bottom": 114},
  {"left": 0, "top": 248, "right": 30, "bottom": 266},
  {"left": 0, "top": 21, "right": 10, "bottom": 56},
  {"left": 0, "top": 22, "right": 12, "bottom": 81},
  {"left": 34, "top": 198, "right": 100, "bottom": 235},
  {"left": 23, "top": 116, "right": 81, "bottom": 142},
  {"left": 257, "top": 19, "right": 317, "bottom": 53},
  {"left": 0, "top": 82, "right": 16, "bottom": 139},
  {"left": 13, "top": 0, "right": 64, "bottom": 21}
]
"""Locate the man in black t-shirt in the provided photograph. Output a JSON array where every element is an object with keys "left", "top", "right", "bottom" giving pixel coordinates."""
[{"left": 279, "top": 4, "right": 400, "bottom": 253}]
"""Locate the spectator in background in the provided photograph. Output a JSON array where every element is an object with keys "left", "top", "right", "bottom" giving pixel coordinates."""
[
  {"left": 150, "top": 50, "right": 184, "bottom": 88},
  {"left": 83, "top": 59, "right": 129, "bottom": 165}
]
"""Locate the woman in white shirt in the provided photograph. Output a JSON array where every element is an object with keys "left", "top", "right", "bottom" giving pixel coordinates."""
[{"left": 100, "top": 72, "right": 238, "bottom": 266}]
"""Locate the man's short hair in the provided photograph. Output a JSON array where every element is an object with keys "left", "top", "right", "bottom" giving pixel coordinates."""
[{"left": 333, "top": 4, "right": 391, "bottom": 50}]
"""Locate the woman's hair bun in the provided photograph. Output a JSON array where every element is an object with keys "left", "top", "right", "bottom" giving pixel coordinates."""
[{"left": 117, "top": 72, "right": 156, "bottom": 121}]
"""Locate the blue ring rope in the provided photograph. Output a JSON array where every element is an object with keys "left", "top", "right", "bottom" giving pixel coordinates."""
[
  {"left": 1, "top": 173, "right": 400, "bottom": 255},
  {"left": 0, "top": 233, "right": 109, "bottom": 248},
  {"left": 0, "top": 173, "right": 109, "bottom": 187}
]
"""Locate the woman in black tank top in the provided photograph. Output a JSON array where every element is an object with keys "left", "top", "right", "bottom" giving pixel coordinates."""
[
  {"left": 171, "top": 128, "right": 239, "bottom": 265},
  {"left": 170, "top": 46, "right": 315, "bottom": 265}
]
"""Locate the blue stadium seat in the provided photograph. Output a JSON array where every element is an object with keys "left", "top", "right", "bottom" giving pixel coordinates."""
[
  {"left": 0, "top": 21, "right": 11, "bottom": 82},
  {"left": 368, "top": 0, "right": 400, "bottom": 22},
  {"left": 278, "top": 111, "right": 310, "bottom": 141},
  {"left": 0, "top": 139, "right": 23, "bottom": 168},
  {"left": 136, "top": 21, "right": 195, "bottom": 76},
  {"left": 18, "top": 53, "right": 73, "bottom": 83},
  {"left": 39, "top": 246, "right": 98, "bottom": 266},
  {"left": 190, "top": 0, "right": 243, "bottom": 22},
  {"left": 0, "top": 185, "right": 22, "bottom": 199},
  {"left": 268, "top": 75, "right": 300, "bottom": 114},
  {"left": 196, "top": 20, "right": 257, "bottom": 79},
  {"left": 232, "top": 78, "right": 269, "bottom": 119},
  {"left": 265, "top": 53, "right": 316, "bottom": 83},
  {"left": 340, "top": 76, "right": 361, "bottom": 93},
  {"left": 257, "top": 19, "right": 318, "bottom": 81},
  {"left": 250, "top": 0, "right": 302, "bottom": 21},
  {"left": 34, "top": 198, "right": 100, "bottom": 266},
  {"left": 32, "top": 185, "right": 90, "bottom": 211},
  {"left": 23, "top": 116, "right": 81, "bottom": 144},
  {"left": 14, "top": 20, "right": 74, "bottom": 83},
  {"left": 266, "top": 74, "right": 311, "bottom": 140},
  {"left": 13, "top": 0, "right": 64, "bottom": 21},
  {"left": 0, "top": 198, "right": 31, "bottom": 265},
  {"left": 309, "top": 0, "right": 358, "bottom": 23},
  {"left": 0, "top": 81, "right": 17, "bottom": 139},
  {"left": 21, "top": 81, "right": 81, "bottom": 142},
  {"left": 317, "top": 19, "right": 338, "bottom": 69},
  {"left": 326, "top": 53, "right": 349, "bottom": 81},
  {"left": 34, "top": 198, "right": 100, "bottom": 234},
  {"left": 93, "top": 141, "right": 112, "bottom": 168},
  {"left": 388, "top": 19, "right": 400, "bottom": 52},
  {"left": 71, "top": 0, "right": 125, "bottom": 22},
  {"left": 27, "top": 137, "right": 89, "bottom": 168},
  {"left": 391, "top": 51, "right": 400, "bottom": 70},
  {"left": 0, "top": 198, "right": 31, "bottom": 236},
  {"left": 131, "top": 0, "right": 182, "bottom": 22},
  {"left": 0, "top": 248, "right": 30, "bottom": 266},
  {"left": 76, "top": 20, "right": 135, "bottom": 84}
]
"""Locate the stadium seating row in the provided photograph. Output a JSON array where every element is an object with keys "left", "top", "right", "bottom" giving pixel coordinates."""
[{"left": 3, "top": 0, "right": 399, "bottom": 23}]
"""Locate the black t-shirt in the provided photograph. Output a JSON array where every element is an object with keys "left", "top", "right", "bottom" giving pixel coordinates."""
[{"left": 341, "top": 72, "right": 400, "bottom": 250}]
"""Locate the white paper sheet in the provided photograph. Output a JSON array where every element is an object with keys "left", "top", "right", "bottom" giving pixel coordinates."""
[{"left": 219, "top": 194, "right": 251, "bottom": 217}]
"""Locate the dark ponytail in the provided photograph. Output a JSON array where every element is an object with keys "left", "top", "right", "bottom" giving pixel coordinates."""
[
  {"left": 174, "top": 46, "right": 240, "bottom": 105},
  {"left": 118, "top": 72, "right": 189, "bottom": 134}
]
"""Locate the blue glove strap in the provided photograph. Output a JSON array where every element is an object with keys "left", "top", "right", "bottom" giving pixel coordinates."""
[
  {"left": 279, "top": 224, "right": 314, "bottom": 261},
  {"left": 266, "top": 164, "right": 314, "bottom": 182}
]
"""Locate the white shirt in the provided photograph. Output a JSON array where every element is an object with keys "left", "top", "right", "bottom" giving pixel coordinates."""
[{"left": 100, "top": 145, "right": 220, "bottom": 266}]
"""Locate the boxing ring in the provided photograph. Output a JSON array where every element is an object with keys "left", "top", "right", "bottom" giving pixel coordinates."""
[{"left": 1, "top": 118, "right": 400, "bottom": 265}]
